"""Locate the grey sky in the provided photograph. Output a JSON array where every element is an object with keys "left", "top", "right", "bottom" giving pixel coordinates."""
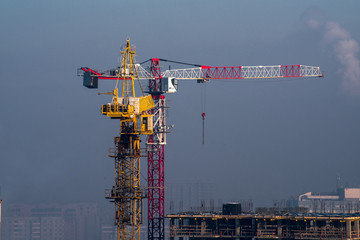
[{"left": 1, "top": 0, "right": 360, "bottom": 208}]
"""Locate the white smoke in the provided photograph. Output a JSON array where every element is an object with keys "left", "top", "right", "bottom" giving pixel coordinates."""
[
  {"left": 306, "top": 18, "right": 321, "bottom": 30},
  {"left": 324, "top": 22, "right": 360, "bottom": 94},
  {"left": 306, "top": 18, "right": 360, "bottom": 95}
]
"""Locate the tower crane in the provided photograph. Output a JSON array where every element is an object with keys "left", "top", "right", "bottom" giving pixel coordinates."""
[
  {"left": 78, "top": 39, "right": 323, "bottom": 240},
  {"left": 92, "top": 39, "right": 155, "bottom": 240}
]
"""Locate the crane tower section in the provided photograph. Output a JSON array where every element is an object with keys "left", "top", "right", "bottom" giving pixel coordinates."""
[
  {"left": 102, "top": 39, "right": 154, "bottom": 240},
  {"left": 147, "top": 59, "right": 167, "bottom": 240}
]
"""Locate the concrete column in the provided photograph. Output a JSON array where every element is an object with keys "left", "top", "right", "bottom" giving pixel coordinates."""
[
  {"left": 277, "top": 220, "right": 282, "bottom": 237},
  {"left": 346, "top": 220, "right": 352, "bottom": 239},
  {"left": 354, "top": 220, "right": 359, "bottom": 239},
  {"left": 235, "top": 219, "right": 240, "bottom": 240},
  {"left": 257, "top": 222, "right": 261, "bottom": 237},
  {"left": 201, "top": 220, "right": 206, "bottom": 236},
  {"left": 170, "top": 218, "right": 175, "bottom": 240},
  {"left": 252, "top": 218, "right": 257, "bottom": 237}
]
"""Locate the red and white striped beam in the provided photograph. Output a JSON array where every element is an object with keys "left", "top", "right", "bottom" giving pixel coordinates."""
[{"left": 162, "top": 65, "right": 322, "bottom": 80}]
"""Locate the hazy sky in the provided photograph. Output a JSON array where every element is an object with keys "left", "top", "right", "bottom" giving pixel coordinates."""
[{"left": 1, "top": 0, "right": 360, "bottom": 208}]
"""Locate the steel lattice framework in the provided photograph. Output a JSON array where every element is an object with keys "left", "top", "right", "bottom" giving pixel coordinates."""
[
  {"left": 147, "top": 59, "right": 166, "bottom": 240},
  {"left": 98, "top": 40, "right": 153, "bottom": 240},
  {"left": 161, "top": 65, "right": 322, "bottom": 80},
  {"left": 106, "top": 135, "right": 143, "bottom": 240}
]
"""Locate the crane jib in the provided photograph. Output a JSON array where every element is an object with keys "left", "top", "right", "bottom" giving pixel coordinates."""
[
  {"left": 159, "top": 65, "right": 322, "bottom": 80},
  {"left": 199, "top": 65, "right": 320, "bottom": 79},
  {"left": 79, "top": 65, "right": 322, "bottom": 87}
]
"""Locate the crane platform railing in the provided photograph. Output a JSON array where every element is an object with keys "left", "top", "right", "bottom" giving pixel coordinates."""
[{"left": 77, "top": 64, "right": 154, "bottom": 80}]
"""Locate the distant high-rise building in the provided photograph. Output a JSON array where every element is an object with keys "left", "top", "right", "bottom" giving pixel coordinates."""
[
  {"left": 40, "top": 217, "right": 64, "bottom": 240},
  {"left": 100, "top": 224, "right": 115, "bottom": 240},
  {"left": 2, "top": 203, "right": 101, "bottom": 240}
]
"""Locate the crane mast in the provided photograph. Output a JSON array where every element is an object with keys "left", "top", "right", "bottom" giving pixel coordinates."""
[
  {"left": 147, "top": 59, "right": 166, "bottom": 240},
  {"left": 101, "top": 39, "right": 155, "bottom": 240}
]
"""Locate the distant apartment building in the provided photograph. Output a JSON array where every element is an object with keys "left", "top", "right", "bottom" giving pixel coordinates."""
[
  {"left": 1, "top": 203, "right": 102, "bottom": 240},
  {"left": 101, "top": 224, "right": 115, "bottom": 240}
]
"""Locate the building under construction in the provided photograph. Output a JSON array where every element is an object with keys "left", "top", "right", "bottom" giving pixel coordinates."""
[{"left": 167, "top": 203, "right": 360, "bottom": 239}]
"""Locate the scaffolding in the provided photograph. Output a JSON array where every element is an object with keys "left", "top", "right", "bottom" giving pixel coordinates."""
[{"left": 168, "top": 213, "right": 360, "bottom": 240}]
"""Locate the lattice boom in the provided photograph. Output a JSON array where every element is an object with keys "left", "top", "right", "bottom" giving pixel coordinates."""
[{"left": 161, "top": 65, "right": 322, "bottom": 80}]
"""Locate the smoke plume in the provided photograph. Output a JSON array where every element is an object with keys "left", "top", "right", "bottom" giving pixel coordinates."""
[
  {"left": 306, "top": 17, "right": 360, "bottom": 95},
  {"left": 324, "top": 22, "right": 360, "bottom": 95}
]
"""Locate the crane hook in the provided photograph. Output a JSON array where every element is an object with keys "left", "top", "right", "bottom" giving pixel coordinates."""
[{"left": 202, "top": 112, "right": 206, "bottom": 145}]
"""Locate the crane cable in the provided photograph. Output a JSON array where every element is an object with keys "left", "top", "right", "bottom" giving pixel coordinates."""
[
  {"left": 139, "top": 58, "right": 201, "bottom": 67},
  {"left": 201, "top": 83, "right": 206, "bottom": 144}
]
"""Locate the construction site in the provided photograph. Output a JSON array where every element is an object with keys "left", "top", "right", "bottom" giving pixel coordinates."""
[
  {"left": 167, "top": 211, "right": 360, "bottom": 240},
  {"left": 166, "top": 182, "right": 360, "bottom": 240}
]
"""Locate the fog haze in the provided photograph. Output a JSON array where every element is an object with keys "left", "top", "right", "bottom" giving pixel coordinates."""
[{"left": 1, "top": 0, "right": 360, "bottom": 208}]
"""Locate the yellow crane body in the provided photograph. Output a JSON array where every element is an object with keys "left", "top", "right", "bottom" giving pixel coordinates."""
[{"left": 100, "top": 39, "right": 154, "bottom": 240}]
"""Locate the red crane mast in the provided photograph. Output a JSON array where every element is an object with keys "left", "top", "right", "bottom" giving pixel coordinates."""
[{"left": 147, "top": 59, "right": 166, "bottom": 240}]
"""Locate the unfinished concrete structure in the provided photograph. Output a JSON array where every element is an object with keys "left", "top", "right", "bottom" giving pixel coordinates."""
[{"left": 168, "top": 213, "right": 360, "bottom": 239}]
